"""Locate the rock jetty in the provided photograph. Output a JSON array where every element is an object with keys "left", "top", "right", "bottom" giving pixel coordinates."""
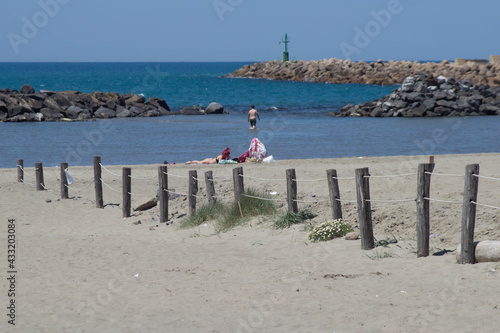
[
  {"left": 226, "top": 59, "right": 500, "bottom": 86},
  {"left": 333, "top": 74, "right": 500, "bottom": 117},
  {"left": 0, "top": 85, "right": 172, "bottom": 122},
  {"left": 0, "top": 85, "right": 227, "bottom": 122}
]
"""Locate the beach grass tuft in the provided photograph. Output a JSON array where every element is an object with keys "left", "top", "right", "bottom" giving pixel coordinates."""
[
  {"left": 273, "top": 209, "right": 317, "bottom": 229},
  {"left": 215, "top": 188, "right": 278, "bottom": 232},
  {"left": 181, "top": 188, "right": 278, "bottom": 232},
  {"left": 180, "top": 202, "right": 225, "bottom": 229}
]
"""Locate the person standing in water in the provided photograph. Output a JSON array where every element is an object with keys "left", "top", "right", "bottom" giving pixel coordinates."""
[{"left": 247, "top": 105, "right": 260, "bottom": 130}]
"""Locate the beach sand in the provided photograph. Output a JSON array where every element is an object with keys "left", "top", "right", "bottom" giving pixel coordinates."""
[{"left": 1, "top": 153, "right": 500, "bottom": 332}]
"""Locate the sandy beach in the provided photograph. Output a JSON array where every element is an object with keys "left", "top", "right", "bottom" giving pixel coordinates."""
[{"left": 1, "top": 153, "right": 500, "bottom": 332}]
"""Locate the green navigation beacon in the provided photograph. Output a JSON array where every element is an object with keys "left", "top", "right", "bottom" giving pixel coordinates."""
[{"left": 280, "top": 33, "right": 290, "bottom": 62}]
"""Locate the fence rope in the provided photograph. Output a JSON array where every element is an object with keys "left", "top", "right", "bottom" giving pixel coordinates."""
[
  {"left": 472, "top": 201, "right": 500, "bottom": 210},
  {"left": 293, "top": 198, "right": 329, "bottom": 203},
  {"left": 65, "top": 180, "right": 95, "bottom": 192},
  {"left": 164, "top": 189, "right": 188, "bottom": 197},
  {"left": 100, "top": 178, "right": 121, "bottom": 193},
  {"left": 129, "top": 174, "right": 157, "bottom": 180},
  {"left": 332, "top": 176, "right": 356, "bottom": 181},
  {"left": 292, "top": 178, "right": 326, "bottom": 183},
  {"left": 425, "top": 171, "right": 463, "bottom": 177},
  {"left": 99, "top": 163, "right": 121, "bottom": 177},
  {"left": 474, "top": 174, "right": 500, "bottom": 181},
  {"left": 366, "top": 198, "right": 416, "bottom": 203},
  {"left": 40, "top": 183, "right": 54, "bottom": 192},
  {"left": 424, "top": 197, "right": 462, "bottom": 204},
  {"left": 367, "top": 173, "right": 417, "bottom": 179},
  {"left": 241, "top": 174, "right": 287, "bottom": 182},
  {"left": 241, "top": 193, "right": 285, "bottom": 202},
  {"left": 163, "top": 171, "right": 189, "bottom": 179},
  {"left": 69, "top": 167, "right": 93, "bottom": 177},
  {"left": 18, "top": 165, "right": 36, "bottom": 177}
]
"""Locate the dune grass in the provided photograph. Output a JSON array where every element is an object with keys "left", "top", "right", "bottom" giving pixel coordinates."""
[
  {"left": 273, "top": 209, "right": 317, "bottom": 229},
  {"left": 181, "top": 187, "right": 278, "bottom": 233}
]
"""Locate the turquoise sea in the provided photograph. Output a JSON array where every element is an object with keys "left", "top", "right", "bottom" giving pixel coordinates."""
[{"left": 1, "top": 62, "right": 500, "bottom": 168}]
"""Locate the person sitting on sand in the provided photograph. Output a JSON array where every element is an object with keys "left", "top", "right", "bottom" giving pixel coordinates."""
[{"left": 185, "top": 147, "right": 231, "bottom": 165}]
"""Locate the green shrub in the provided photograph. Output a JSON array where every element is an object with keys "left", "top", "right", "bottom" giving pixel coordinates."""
[
  {"left": 273, "top": 209, "right": 317, "bottom": 229},
  {"left": 308, "top": 219, "right": 353, "bottom": 242}
]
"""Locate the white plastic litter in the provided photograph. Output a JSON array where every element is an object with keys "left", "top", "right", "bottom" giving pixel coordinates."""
[
  {"left": 65, "top": 169, "right": 74, "bottom": 185},
  {"left": 262, "top": 155, "right": 275, "bottom": 163}
]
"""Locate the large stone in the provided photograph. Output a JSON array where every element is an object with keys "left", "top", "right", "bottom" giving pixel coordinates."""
[
  {"left": 479, "top": 104, "right": 500, "bottom": 115},
  {"left": 126, "top": 94, "right": 146, "bottom": 104},
  {"left": 205, "top": 102, "right": 224, "bottom": 114},
  {"left": 180, "top": 106, "right": 205, "bottom": 115},
  {"left": 94, "top": 106, "right": 116, "bottom": 118},
  {"left": 146, "top": 97, "right": 170, "bottom": 111},
  {"left": 40, "top": 107, "right": 63, "bottom": 120},
  {"left": 64, "top": 106, "right": 84, "bottom": 119},
  {"left": 400, "top": 76, "right": 415, "bottom": 92},
  {"left": 20, "top": 84, "right": 35, "bottom": 94}
]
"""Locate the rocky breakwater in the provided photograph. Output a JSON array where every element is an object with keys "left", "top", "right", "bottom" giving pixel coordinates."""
[
  {"left": 0, "top": 84, "right": 172, "bottom": 122},
  {"left": 333, "top": 74, "right": 500, "bottom": 118},
  {"left": 226, "top": 59, "right": 500, "bottom": 86}
]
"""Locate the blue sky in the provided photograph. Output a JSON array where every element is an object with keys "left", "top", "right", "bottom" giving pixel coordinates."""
[{"left": 1, "top": 0, "right": 499, "bottom": 62}]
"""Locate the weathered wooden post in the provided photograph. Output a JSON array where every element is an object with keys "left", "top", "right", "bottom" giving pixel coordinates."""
[
  {"left": 60, "top": 162, "right": 69, "bottom": 199},
  {"left": 327, "top": 169, "right": 342, "bottom": 220},
  {"left": 356, "top": 167, "right": 374, "bottom": 250},
  {"left": 205, "top": 171, "right": 217, "bottom": 206},
  {"left": 416, "top": 163, "right": 435, "bottom": 257},
  {"left": 122, "top": 167, "right": 132, "bottom": 218},
  {"left": 17, "top": 159, "right": 23, "bottom": 183},
  {"left": 188, "top": 170, "right": 198, "bottom": 215},
  {"left": 461, "top": 164, "right": 480, "bottom": 264},
  {"left": 233, "top": 167, "right": 244, "bottom": 202},
  {"left": 93, "top": 156, "right": 103, "bottom": 208},
  {"left": 286, "top": 169, "right": 298, "bottom": 213},
  {"left": 158, "top": 165, "right": 169, "bottom": 223},
  {"left": 35, "top": 162, "right": 44, "bottom": 191}
]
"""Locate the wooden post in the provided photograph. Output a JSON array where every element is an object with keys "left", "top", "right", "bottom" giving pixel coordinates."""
[
  {"left": 416, "top": 163, "right": 435, "bottom": 257},
  {"left": 93, "top": 156, "right": 103, "bottom": 208},
  {"left": 188, "top": 170, "right": 198, "bottom": 215},
  {"left": 122, "top": 167, "right": 132, "bottom": 218},
  {"left": 461, "top": 164, "right": 480, "bottom": 264},
  {"left": 158, "top": 165, "right": 169, "bottom": 223},
  {"left": 17, "top": 159, "right": 23, "bottom": 183},
  {"left": 327, "top": 169, "right": 342, "bottom": 220},
  {"left": 60, "top": 162, "right": 69, "bottom": 199},
  {"left": 429, "top": 156, "right": 434, "bottom": 164},
  {"left": 233, "top": 167, "right": 244, "bottom": 202},
  {"left": 286, "top": 169, "right": 298, "bottom": 213},
  {"left": 205, "top": 171, "right": 217, "bottom": 206},
  {"left": 356, "top": 167, "right": 374, "bottom": 250},
  {"left": 35, "top": 162, "right": 44, "bottom": 191}
]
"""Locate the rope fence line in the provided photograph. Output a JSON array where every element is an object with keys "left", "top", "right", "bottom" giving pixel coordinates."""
[
  {"left": 424, "top": 197, "right": 463, "bottom": 204},
  {"left": 241, "top": 174, "right": 287, "bottom": 182},
  {"left": 425, "top": 171, "right": 463, "bottom": 177},
  {"left": 100, "top": 178, "right": 122, "bottom": 193},
  {"left": 366, "top": 198, "right": 416, "bottom": 203},
  {"left": 69, "top": 167, "right": 94, "bottom": 177},
  {"left": 241, "top": 193, "right": 285, "bottom": 202},
  {"left": 475, "top": 174, "right": 500, "bottom": 181},
  {"left": 100, "top": 163, "right": 121, "bottom": 177},
  {"left": 14, "top": 157, "right": 500, "bottom": 264},
  {"left": 366, "top": 173, "right": 417, "bottom": 179},
  {"left": 472, "top": 201, "right": 500, "bottom": 210},
  {"left": 65, "top": 180, "right": 95, "bottom": 193},
  {"left": 164, "top": 189, "right": 188, "bottom": 197},
  {"left": 129, "top": 174, "right": 157, "bottom": 180}
]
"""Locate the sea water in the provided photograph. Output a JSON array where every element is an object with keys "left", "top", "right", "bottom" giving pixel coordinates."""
[{"left": 1, "top": 62, "right": 499, "bottom": 168}]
